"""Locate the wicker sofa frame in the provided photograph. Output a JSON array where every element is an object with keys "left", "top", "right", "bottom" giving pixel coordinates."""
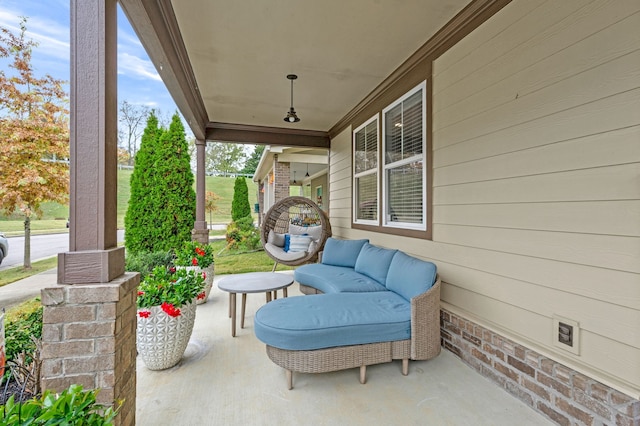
[
  {"left": 260, "top": 196, "right": 332, "bottom": 269},
  {"left": 266, "top": 276, "right": 441, "bottom": 389}
]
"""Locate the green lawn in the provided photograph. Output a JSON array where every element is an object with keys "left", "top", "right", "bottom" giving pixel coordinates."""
[
  {"left": 211, "top": 239, "right": 294, "bottom": 275},
  {"left": 0, "top": 169, "right": 258, "bottom": 236}
]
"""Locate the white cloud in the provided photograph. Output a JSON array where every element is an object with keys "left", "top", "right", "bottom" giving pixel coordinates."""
[
  {"left": 0, "top": 9, "right": 70, "bottom": 61},
  {"left": 118, "top": 52, "right": 161, "bottom": 82}
]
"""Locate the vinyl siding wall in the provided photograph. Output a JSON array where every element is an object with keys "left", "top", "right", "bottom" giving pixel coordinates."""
[{"left": 328, "top": 0, "right": 640, "bottom": 397}]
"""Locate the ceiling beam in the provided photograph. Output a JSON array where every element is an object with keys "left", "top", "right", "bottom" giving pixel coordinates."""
[
  {"left": 206, "top": 122, "right": 330, "bottom": 148},
  {"left": 276, "top": 153, "right": 327, "bottom": 164}
]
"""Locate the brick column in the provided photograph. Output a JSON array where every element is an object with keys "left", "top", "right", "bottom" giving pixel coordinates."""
[
  {"left": 41, "top": 274, "right": 139, "bottom": 425},
  {"left": 42, "top": 2, "right": 137, "bottom": 425},
  {"left": 273, "top": 154, "right": 290, "bottom": 203}
]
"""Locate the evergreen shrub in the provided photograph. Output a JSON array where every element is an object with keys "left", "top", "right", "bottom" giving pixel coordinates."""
[
  {"left": 230, "top": 177, "right": 251, "bottom": 222},
  {"left": 124, "top": 112, "right": 195, "bottom": 254}
]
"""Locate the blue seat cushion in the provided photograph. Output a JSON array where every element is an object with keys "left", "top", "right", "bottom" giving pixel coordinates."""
[
  {"left": 386, "top": 251, "right": 437, "bottom": 301},
  {"left": 254, "top": 292, "right": 411, "bottom": 351},
  {"left": 354, "top": 243, "right": 398, "bottom": 286},
  {"left": 295, "top": 264, "right": 387, "bottom": 293},
  {"left": 321, "top": 238, "right": 368, "bottom": 268}
]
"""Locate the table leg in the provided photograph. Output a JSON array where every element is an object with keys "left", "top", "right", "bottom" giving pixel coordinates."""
[
  {"left": 228, "top": 293, "right": 231, "bottom": 318},
  {"left": 241, "top": 293, "right": 247, "bottom": 329},
  {"left": 273, "top": 290, "right": 278, "bottom": 300},
  {"left": 283, "top": 287, "right": 288, "bottom": 298},
  {"left": 230, "top": 293, "right": 236, "bottom": 337},
  {"left": 266, "top": 292, "right": 272, "bottom": 302}
]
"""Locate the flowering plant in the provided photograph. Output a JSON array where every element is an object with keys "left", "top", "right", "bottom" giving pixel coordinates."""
[
  {"left": 136, "top": 266, "right": 205, "bottom": 317},
  {"left": 174, "top": 241, "right": 214, "bottom": 268}
]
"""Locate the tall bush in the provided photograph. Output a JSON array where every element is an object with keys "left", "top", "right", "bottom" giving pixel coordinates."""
[
  {"left": 231, "top": 176, "right": 251, "bottom": 221},
  {"left": 152, "top": 113, "right": 196, "bottom": 250},
  {"left": 124, "top": 111, "right": 162, "bottom": 254},
  {"left": 124, "top": 112, "right": 195, "bottom": 253}
]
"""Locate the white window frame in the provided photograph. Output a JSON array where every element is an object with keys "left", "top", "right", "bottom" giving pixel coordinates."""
[
  {"left": 381, "top": 81, "right": 427, "bottom": 231},
  {"left": 352, "top": 114, "right": 379, "bottom": 226}
]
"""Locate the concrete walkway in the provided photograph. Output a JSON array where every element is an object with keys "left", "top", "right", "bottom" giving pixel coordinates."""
[{"left": 0, "top": 267, "right": 57, "bottom": 310}]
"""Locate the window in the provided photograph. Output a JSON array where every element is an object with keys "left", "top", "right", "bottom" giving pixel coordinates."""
[
  {"left": 382, "top": 82, "right": 426, "bottom": 230},
  {"left": 353, "top": 115, "right": 379, "bottom": 224}
]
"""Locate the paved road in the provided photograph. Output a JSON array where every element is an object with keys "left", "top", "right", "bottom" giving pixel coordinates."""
[{"left": 0, "top": 230, "right": 125, "bottom": 271}]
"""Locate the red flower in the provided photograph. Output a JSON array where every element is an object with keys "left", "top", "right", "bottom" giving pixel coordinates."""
[
  {"left": 169, "top": 266, "right": 176, "bottom": 273},
  {"left": 191, "top": 257, "right": 198, "bottom": 266},
  {"left": 137, "top": 291, "right": 144, "bottom": 297},
  {"left": 161, "top": 302, "right": 181, "bottom": 317},
  {"left": 197, "top": 292, "right": 206, "bottom": 300},
  {"left": 195, "top": 247, "right": 205, "bottom": 256},
  {"left": 138, "top": 310, "right": 151, "bottom": 318},
  {"left": 201, "top": 272, "right": 207, "bottom": 280}
]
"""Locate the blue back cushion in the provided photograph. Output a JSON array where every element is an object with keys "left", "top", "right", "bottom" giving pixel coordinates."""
[
  {"left": 321, "top": 238, "right": 369, "bottom": 268},
  {"left": 354, "top": 243, "right": 397, "bottom": 286},
  {"left": 386, "top": 251, "right": 437, "bottom": 301}
]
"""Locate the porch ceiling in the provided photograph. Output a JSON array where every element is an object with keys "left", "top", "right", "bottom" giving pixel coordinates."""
[{"left": 120, "top": 0, "right": 470, "bottom": 140}]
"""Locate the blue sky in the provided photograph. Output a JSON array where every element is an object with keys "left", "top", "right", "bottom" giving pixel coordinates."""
[{"left": 0, "top": 0, "right": 179, "bottom": 119}]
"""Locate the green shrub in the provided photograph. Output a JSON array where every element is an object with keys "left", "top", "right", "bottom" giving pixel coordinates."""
[
  {"left": 0, "top": 384, "right": 119, "bottom": 425},
  {"left": 124, "top": 111, "right": 162, "bottom": 255},
  {"left": 124, "top": 112, "right": 195, "bottom": 254},
  {"left": 226, "top": 216, "right": 260, "bottom": 251},
  {"left": 125, "top": 251, "right": 174, "bottom": 280},
  {"left": 231, "top": 177, "right": 251, "bottom": 221},
  {"left": 4, "top": 299, "right": 42, "bottom": 364}
]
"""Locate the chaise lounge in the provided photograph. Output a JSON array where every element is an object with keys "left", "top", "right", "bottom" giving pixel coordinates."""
[{"left": 254, "top": 238, "right": 441, "bottom": 389}]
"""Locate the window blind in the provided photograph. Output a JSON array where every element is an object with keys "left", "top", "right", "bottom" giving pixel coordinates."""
[
  {"left": 383, "top": 84, "right": 425, "bottom": 228},
  {"left": 356, "top": 172, "right": 377, "bottom": 221},
  {"left": 386, "top": 161, "right": 423, "bottom": 224}
]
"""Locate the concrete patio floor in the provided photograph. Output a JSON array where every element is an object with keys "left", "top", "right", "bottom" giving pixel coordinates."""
[{"left": 136, "top": 271, "right": 553, "bottom": 425}]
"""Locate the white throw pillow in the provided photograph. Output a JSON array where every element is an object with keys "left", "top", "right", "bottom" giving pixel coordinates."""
[
  {"left": 267, "top": 230, "right": 285, "bottom": 247},
  {"left": 289, "top": 223, "right": 322, "bottom": 242},
  {"left": 288, "top": 234, "right": 313, "bottom": 253},
  {"left": 304, "top": 225, "right": 322, "bottom": 242},
  {"left": 288, "top": 223, "right": 308, "bottom": 236}
]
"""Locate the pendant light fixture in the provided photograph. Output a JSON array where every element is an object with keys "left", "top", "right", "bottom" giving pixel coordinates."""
[
  {"left": 293, "top": 171, "right": 297, "bottom": 184},
  {"left": 284, "top": 74, "right": 300, "bottom": 123},
  {"left": 305, "top": 163, "right": 310, "bottom": 177}
]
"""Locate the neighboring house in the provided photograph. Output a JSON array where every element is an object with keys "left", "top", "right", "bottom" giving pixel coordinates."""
[
  {"left": 53, "top": 1, "right": 639, "bottom": 424},
  {"left": 252, "top": 146, "right": 328, "bottom": 221}
]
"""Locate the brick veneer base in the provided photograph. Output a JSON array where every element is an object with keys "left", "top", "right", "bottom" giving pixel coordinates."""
[
  {"left": 440, "top": 309, "right": 640, "bottom": 426},
  {"left": 41, "top": 272, "right": 139, "bottom": 426}
]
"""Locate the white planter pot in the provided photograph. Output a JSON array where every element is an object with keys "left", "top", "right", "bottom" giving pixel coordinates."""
[
  {"left": 136, "top": 301, "right": 196, "bottom": 370},
  {"left": 177, "top": 265, "right": 215, "bottom": 304}
]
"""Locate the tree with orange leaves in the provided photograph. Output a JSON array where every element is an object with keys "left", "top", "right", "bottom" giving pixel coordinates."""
[
  {"left": 205, "top": 190, "right": 221, "bottom": 227},
  {"left": 0, "top": 18, "right": 69, "bottom": 269}
]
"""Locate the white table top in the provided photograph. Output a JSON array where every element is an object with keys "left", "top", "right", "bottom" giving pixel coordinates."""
[{"left": 218, "top": 272, "right": 294, "bottom": 294}]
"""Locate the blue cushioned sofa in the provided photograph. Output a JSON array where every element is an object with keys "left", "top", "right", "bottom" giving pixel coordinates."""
[{"left": 254, "top": 238, "right": 441, "bottom": 389}]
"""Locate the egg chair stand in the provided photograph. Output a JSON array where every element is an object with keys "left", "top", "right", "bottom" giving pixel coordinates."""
[{"left": 260, "top": 196, "right": 332, "bottom": 271}]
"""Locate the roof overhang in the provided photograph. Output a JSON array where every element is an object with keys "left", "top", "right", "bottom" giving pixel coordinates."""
[{"left": 118, "top": 0, "right": 478, "bottom": 145}]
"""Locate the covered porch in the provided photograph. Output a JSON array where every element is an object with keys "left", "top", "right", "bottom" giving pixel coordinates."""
[{"left": 50, "top": 0, "right": 640, "bottom": 424}]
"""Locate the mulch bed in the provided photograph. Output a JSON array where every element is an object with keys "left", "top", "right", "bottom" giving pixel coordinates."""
[{"left": 1, "top": 377, "right": 35, "bottom": 405}]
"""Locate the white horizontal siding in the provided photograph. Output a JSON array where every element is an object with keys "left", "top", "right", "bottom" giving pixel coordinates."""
[
  {"left": 327, "top": 0, "right": 640, "bottom": 396},
  {"left": 431, "top": 0, "right": 640, "bottom": 395},
  {"left": 328, "top": 127, "right": 352, "bottom": 236}
]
